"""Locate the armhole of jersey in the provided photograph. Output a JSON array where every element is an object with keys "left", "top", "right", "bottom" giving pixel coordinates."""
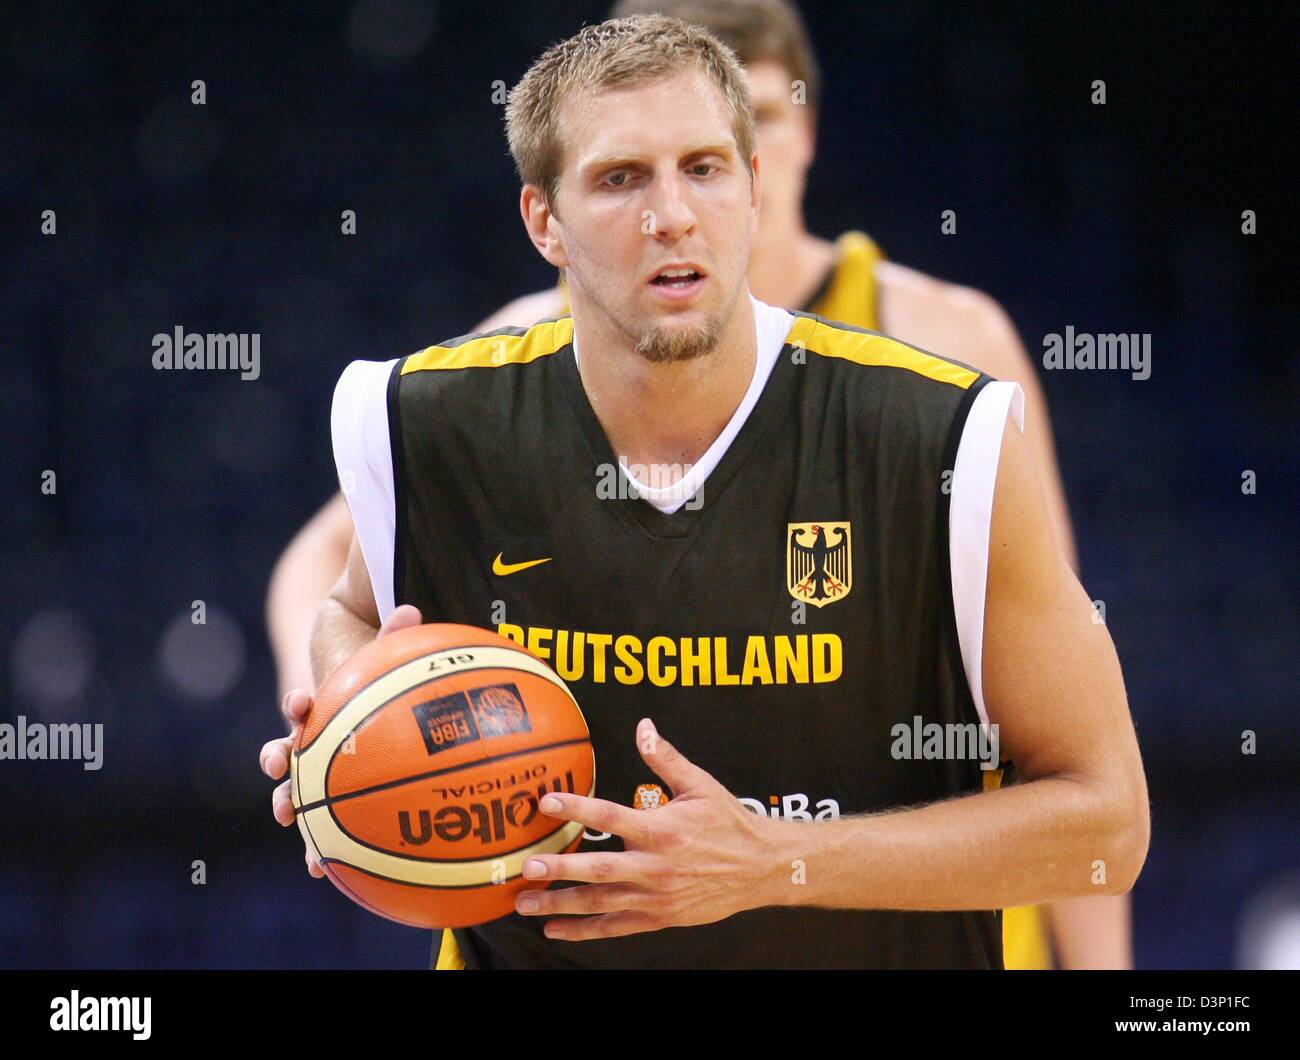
[
  {"left": 330, "top": 359, "right": 399, "bottom": 622},
  {"left": 949, "top": 380, "right": 1025, "bottom": 729}
]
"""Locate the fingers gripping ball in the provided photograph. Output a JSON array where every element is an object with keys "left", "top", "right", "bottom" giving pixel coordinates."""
[{"left": 291, "top": 623, "right": 595, "bottom": 928}]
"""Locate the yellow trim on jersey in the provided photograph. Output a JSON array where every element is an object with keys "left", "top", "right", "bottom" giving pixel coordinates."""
[
  {"left": 402, "top": 316, "right": 574, "bottom": 375},
  {"left": 809, "top": 230, "right": 885, "bottom": 331},
  {"left": 434, "top": 929, "right": 466, "bottom": 970},
  {"left": 1003, "top": 904, "right": 1053, "bottom": 970},
  {"left": 786, "top": 313, "right": 980, "bottom": 390}
]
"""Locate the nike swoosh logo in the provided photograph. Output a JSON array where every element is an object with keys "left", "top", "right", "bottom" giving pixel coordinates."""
[{"left": 492, "top": 553, "right": 553, "bottom": 576}]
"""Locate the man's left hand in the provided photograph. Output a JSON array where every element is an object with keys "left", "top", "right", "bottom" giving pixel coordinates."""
[{"left": 514, "top": 718, "right": 787, "bottom": 941}]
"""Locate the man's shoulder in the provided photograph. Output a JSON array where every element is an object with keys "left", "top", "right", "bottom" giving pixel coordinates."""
[
  {"left": 788, "top": 310, "right": 985, "bottom": 394},
  {"left": 398, "top": 315, "right": 573, "bottom": 378},
  {"left": 784, "top": 312, "right": 991, "bottom": 465},
  {"left": 331, "top": 313, "right": 575, "bottom": 434}
]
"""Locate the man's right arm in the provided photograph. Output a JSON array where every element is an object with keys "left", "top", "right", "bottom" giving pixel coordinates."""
[
  {"left": 266, "top": 493, "right": 354, "bottom": 698},
  {"left": 261, "top": 288, "right": 565, "bottom": 874}
]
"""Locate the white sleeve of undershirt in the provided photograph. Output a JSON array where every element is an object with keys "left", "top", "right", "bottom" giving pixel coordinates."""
[
  {"left": 330, "top": 358, "right": 400, "bottom": 623},
  {"left": 949, "top": 381, "right": 1026, "bottom": 730}
]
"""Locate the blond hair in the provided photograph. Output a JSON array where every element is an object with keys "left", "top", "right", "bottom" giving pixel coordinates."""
[
  {"left": 504, "top": 14, "right": 756, "bottom": 217},
  {"left": 610, "top": 0, "right": 822, "bottom": 113}
]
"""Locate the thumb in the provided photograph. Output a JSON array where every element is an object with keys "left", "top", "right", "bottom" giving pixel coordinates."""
[
  {"left": 379, "top": 604, "right": 423, "bottom": 637},
  {"left": 635, "top": 718, "right": 714, "bottom": 797}
]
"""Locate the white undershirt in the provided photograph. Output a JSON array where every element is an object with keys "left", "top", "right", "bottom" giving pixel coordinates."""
[{"left": 573, "top": 294, "right": 793, "bottom": 513}]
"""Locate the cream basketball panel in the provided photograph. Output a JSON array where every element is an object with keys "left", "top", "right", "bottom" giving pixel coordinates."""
[{"left": 300, "top": 812, "right": 588, "bottom": 887}]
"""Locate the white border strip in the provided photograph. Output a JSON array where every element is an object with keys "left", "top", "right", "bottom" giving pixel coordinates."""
[
  {"left": 949, "top": 381, "right": 1025, "bottom": 729},
  {"left": 331, "top": 358, "right": 399, "bottom": 621}
]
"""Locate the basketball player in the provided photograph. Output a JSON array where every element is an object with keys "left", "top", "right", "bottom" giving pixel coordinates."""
[
  {"left": 260, "top": 15, "right": 1148, "bottom": 969},
  {"left": 266, "top": 0, "right": 1130, "bottom": 969}
]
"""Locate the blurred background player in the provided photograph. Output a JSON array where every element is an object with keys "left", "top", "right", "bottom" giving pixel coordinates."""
[{"left": 265, "top": 0, "right": 1129, "bottom": 968}]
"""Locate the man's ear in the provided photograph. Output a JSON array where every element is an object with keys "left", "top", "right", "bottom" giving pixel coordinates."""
[{"left": 520, "top": 184, "right": 569, "bottom": 269}]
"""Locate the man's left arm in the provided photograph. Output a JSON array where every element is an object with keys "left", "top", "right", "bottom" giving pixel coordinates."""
[{"left": 931, "top": 283, "right": 1135, "bottom": 963}]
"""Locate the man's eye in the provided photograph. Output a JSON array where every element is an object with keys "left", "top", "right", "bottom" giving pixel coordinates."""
[
  {"left": 605, "top": 172, "right": 629, "bottom": 187},
  {"left": 690, "top": 163, "right": 715, "bottom": 176}
]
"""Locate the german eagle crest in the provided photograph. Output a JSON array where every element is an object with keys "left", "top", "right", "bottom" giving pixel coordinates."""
[{"left": 787, "top": 521, "right": 852, "bottom": 608}]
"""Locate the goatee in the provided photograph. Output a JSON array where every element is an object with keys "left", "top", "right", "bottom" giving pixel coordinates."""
[{"left": 634, "top": 317, "right": 724, "bottom": 363}]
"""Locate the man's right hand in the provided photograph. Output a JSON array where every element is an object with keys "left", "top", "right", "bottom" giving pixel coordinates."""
[{"left": 260, "top": 603, "right": 425, "bottom": 878}]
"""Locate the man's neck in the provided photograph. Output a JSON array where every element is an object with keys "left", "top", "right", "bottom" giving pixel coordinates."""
[
  {"left": 748, "top": 214, "right": 837, "bottom": 312},
  {"left": 572, "top": 291, "right": 758, "bottom": 481}
]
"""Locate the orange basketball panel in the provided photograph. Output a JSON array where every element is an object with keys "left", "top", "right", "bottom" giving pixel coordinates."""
[{"left": 324, "top": 666, "right": 589, "bottom": 799}]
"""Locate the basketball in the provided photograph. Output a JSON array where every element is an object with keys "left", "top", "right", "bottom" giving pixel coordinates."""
[{"left": 290, "top": 623, "right": 595, "bottom": 929}]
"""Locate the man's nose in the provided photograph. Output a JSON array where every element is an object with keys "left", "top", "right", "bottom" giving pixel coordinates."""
[{"left": 644, "top": 170, "right": 698, "bottom": 239}]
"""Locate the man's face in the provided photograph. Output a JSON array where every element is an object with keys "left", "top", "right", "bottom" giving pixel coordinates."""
[
  {"left": 546, "top": 67, "right": 758, "bottom": 363},
  {"left": 744, "top": 60, "right": 815, "bottom": 232}
]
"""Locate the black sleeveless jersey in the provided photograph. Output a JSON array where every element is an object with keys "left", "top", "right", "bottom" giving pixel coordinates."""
[{"left": 380, "top": 309, "right": 1001, "bottom": 969}]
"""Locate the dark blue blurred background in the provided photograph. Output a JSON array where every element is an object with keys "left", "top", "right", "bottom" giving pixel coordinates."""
[{"left": 1, "top": 0, "right": 1295, "bottom": 968}]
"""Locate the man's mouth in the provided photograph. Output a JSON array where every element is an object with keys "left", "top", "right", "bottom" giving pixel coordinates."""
[
  {"left": 650, "top": 267, "right": 704, "bottom": 288},
  {"left": 648, "top": 265, "right": 707, "bottom": 301}
]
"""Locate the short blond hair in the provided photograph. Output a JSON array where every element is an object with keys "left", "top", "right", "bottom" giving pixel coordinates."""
[{"left": 505, "top": 14, "right": 756, "bottom": 216}]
